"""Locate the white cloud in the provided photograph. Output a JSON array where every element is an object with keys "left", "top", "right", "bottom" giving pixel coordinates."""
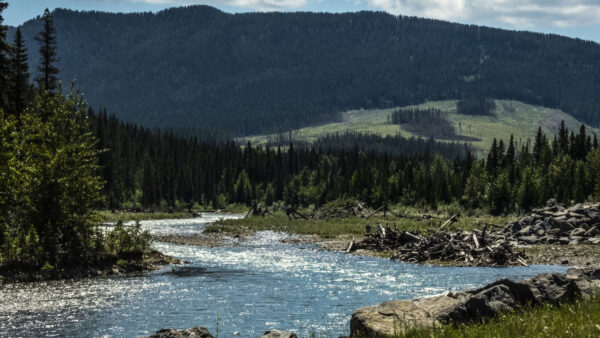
[
  {"left": 366, "top": 0, "right": 600, "bottom": 28},
  {"left": 131, "top": 0, "right": 307, "bottom": 11}
]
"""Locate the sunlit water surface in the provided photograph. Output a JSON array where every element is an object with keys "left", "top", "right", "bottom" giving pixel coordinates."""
[{"left": 0, "top": 215, "right": 568, "bottom": 337}]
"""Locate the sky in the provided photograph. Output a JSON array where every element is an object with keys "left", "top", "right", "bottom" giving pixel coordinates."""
[{"left": 4, "top": 0, "right": 600, "bottom": 43}]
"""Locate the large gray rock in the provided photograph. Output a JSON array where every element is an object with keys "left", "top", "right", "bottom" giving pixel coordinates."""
[
  {"left": 350, "top": 267, "right": 600, "bottom": 337},
  {"left": 146, "top": 327, "right": 214, "bottom": 338},
  {"left": 261, "top": 330, "right": 298, "bottom": 338},
  {"left": 524, "top": 273, "right": 580, "bottom": 304},
  {"left": 350, "top": 294, "right": 470, "bottom": 337}
]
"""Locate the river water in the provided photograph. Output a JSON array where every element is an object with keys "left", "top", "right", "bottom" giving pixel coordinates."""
[{"left": 0, "top": 214, "right": 568, "bottom": 337}]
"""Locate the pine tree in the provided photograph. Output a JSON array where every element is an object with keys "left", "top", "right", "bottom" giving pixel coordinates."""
[
  {"left": 35, "top": 8, "right": 60, "bottom": 94},
  {"left": 9, "top": 27, "right": 30, "bottom": 117},
  {"left": 486, "top": 138, "right": 498, "bottom": 174},
  {"left": 505, "top": 135, "right": 515, "bottom": 166},
  {"left": 558, "top": 120, "right": 569, "bottom": 154},
  {"left": 0, "top": 1, "right": 10, "bottom": 111}
]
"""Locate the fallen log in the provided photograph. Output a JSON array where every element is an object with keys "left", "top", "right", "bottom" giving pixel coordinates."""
[{"left": 439, "top": 214, "right": 459, "bottom": 230}]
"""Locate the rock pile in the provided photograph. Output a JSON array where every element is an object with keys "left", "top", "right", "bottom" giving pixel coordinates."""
[
  {"left": 350, "top": 266, "right": 600, "bottom": 337},
  {"left": 351, "top": 226, "right": 527, "bottom": 267},
  {"left": 502, "top": 203, "right": 600, "bottom": 245}
]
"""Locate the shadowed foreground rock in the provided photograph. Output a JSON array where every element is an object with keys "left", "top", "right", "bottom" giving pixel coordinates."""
[
  {"left": 145, "top": 326, "right": 214, "bottom": 338},
  {"left": 261, "top": 329, "right": 298, "bottom": 338},
  {"left": 350, "top": 266, "right": 600, "bottom": 337}
]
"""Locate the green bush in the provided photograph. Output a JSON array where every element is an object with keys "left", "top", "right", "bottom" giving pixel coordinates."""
[{"left": 105, "top": 221, "right": 151, "bottom": 256}]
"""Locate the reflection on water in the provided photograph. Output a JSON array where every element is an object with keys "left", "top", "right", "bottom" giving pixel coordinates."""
[{"left": 0, "top": 215, "right": 568, "bottom": 337}]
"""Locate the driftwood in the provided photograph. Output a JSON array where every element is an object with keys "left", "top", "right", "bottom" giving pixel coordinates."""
[
  {"left": 285, "top": 206, "right": 309, "bottom": 220},
  {"left": 364, "top": 205, "right": 386, "bottom": 219},
  {"left": 439, "top": 214, "right": 459, "bottom": 230},
  {"left": 247, "top": 202, "right": 270, "bottom": 217},
  {"left": 351, "top": 227, "right": 527, "bottom": 267}
]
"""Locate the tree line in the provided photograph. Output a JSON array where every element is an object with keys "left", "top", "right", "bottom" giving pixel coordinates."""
[
  {"left": 90, "top": 104, "right": 600, "bottom": 216},
  {"left": 456, "top": 97, "right": 496, "bottom": 116}
]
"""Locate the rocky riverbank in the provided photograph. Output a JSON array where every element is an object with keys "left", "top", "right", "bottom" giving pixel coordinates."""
[
  {"left": 145, "top": 327, "right": 297, "bottom": 338},
  {"left": 0, "top": 249, "right": 181, "bottom": 284},
  {"left": 350, "top": 265, "right": 600, "bottom": 337},
  {"left": 502, "top": 202, "right": 600, "bottom": 245}
]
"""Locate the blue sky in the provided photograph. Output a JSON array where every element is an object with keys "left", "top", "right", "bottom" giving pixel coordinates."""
[{"left": 5, "top": 0, "right": 600, "bottom": 43}]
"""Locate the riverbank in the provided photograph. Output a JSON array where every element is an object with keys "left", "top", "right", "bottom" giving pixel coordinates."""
[
  {"left": 197, "top": 210, "right": 600, "bottom": 267},
  {"left": 0, "top": 249, "right": 182, "bottom": 284}
]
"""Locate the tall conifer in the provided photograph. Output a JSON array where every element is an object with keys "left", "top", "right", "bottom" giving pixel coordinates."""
[
  {"left": 9, "top": 27, "right": 30, "bottom": 117},
  {"left": 0, "top": 1, "right": 10, "bottom": 111},
  {"left": 35, "top": 8, "right": 59, "bottom": 94}
]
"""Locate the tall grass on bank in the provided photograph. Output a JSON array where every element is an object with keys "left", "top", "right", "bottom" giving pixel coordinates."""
[
  {"left": 205, "top": 212, "right": 513, "bottom": 238},
  {"left": 396, "top": 297, "right": 600, "bottom": 338}
]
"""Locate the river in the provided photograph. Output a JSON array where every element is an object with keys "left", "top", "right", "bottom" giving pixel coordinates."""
[{"left": 0, "top": 214, "right": 568, "bottom": 337}]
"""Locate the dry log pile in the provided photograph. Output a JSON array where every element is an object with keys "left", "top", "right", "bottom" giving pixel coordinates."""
[
  {"left": 502, "top": 202, "right": 600, "bottom": 245},
  {"left": 351, "top": 226, "right": 526, "bottom": 266}
]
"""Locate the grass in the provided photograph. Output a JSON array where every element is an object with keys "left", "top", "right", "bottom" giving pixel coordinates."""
[
  {"left": 239, "top": 99, "right": 599, "bottom": 156},
  {"left": 393, "top": 297, "right": 600, "bottom": 338},
  {"left": 205, "top": 211, "right": 513, "bottom": 238},
  {"left": 98, "top": 210, "right": 194, "bottom": 223}
]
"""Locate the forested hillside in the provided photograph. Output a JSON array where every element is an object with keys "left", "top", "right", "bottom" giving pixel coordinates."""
[{"left": 10, "top": 6, "right": 600, "bottom": 135}]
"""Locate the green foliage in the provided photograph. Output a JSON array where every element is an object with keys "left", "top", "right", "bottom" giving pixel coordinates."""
[
  {"left": 105, "top": 221, "right": 151, "bottom": 257},
  {"left": 0, "top": 88, "right": 104, "bottom": 269}
]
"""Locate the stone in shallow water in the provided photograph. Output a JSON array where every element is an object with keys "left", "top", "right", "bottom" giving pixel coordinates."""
[
  {"left": 261, "top": 330, "right": 298, "bottom": 338},
  {"left": 145, "top": 326, "right": 214, "bottom": 338}
]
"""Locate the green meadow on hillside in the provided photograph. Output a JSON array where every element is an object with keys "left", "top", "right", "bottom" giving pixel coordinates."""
[{"left": 241, "top": 100, "right": 598, "bottom": 155}]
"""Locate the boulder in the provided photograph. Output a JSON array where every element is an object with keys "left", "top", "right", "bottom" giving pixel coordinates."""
[
  {"left": 145, "top": 327, "right": 214, "bottom": 338},
  {"left": 524, "top": 273, "right": 580, "bottom": 304},
  {"left": 570, "top": 228, "right": 587, "bottom": 238},
  {"left": 517, "top": 226, "right": 532, "bottom": 236},
  {"left": 560, "top": 222, "right": 574, "bottom": 233},
  {"left": 261, "top": 330, "right": 298, "bottom": 338},
  {"left": 566, "top": 267, "right": 600, "bottom": 299},
  {"left": 588, "top": 238, "right": 600, "bottom": 245},
  {"left": 350, "top": 294, "right": 470, "bottom": 337},
  {"left": 519, "top": 235, "right": 539, "bottom": 244}
]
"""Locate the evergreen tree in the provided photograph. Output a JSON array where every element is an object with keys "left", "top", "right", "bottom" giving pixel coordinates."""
[
  {"left": 35, "top": 8, "right": 60, "bottom": 94},
  {"left": 558, "top": 120, "right": 569, "bottom": 154},
  {"left": 486, "top": 138, "right": 499, "bottom": 175},
  {"left": 0, "top": 1, "right": 10, "bottom": 111},
  {"left": 11, "top": 89, "right": 103, "bottom": 267},
  {"left": 505, "top": 135, "right": 515, "bottom": 166},
  {"left": 9, "top": 27, "right": 30, "bottom": 117}
]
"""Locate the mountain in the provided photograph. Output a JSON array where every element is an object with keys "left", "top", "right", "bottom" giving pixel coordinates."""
[{"left": 10, "top": 6, "right": 600, "bottom": 136}]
